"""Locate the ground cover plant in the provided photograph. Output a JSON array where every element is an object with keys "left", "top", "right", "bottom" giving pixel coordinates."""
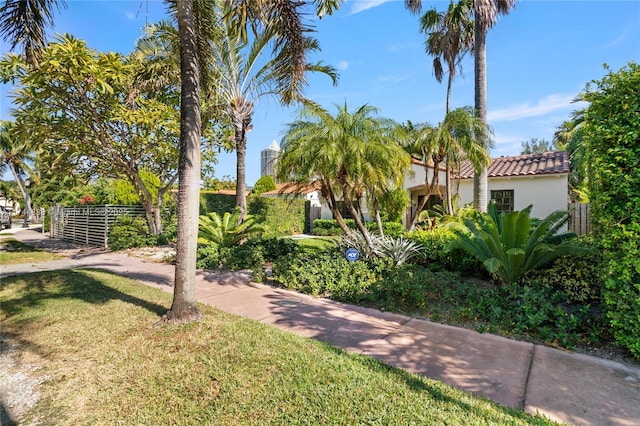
[
  {"left": 0, "top": 237, "right": 62, "bottom": 264},
  {"left": 272, "top": 241, "right": 622, "bottom": 356},
  {"left": 0, "top": 270, "right": 554, "bottom": 425}
]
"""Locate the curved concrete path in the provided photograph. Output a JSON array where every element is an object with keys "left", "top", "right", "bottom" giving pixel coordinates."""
[{"left": 2, "top": 228, "right": 639, "bottom": 425}]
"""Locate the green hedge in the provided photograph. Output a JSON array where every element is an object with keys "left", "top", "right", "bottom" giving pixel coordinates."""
[
  {"left": 583, "top": 63, "right": 640, "bottom": 358},
  {"left": 313, "top": 218, "right": 405, "bottom": 237},
  {"left": 199, "top": 192, "right": 306, "bottom": 238}
]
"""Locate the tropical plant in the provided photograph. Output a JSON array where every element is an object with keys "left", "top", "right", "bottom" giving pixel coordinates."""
[
  {"left": 0, "top": 120, "right": 37, "bottom": 215},
  {"left": 0, "top": 0, "right": 344, "bottom": 323},
  {"left": 252, "top": 174, "right": 276, "bottom": 195},
  {"left": 420, "top": 0, "right": 474, "bottom": 114},
  {"left": 210, "top": 6, "right": 338, "bottom": 224},
  {"left": 471, "top": 0, "right": 517, "bottom": 212},
  {"left": 378, "top": 237, "right": 425, "bottom": 267},
  {"left": 198, "top": 208, "right": 263, "bottom": 248},
  {"left": 405, "top": 107, "right": 491, "bottom": 228},
  {"left": 277, "top": 102, "right": 411, "bottom": 249},
  {"left": 336, "top": 229, "right": 384, "bottom": 260},
  {"left": 448, "top": 201, "right": 588, "bottom": 285}
]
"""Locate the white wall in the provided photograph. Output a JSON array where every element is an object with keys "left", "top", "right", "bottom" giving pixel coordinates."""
[{"left": 457, "top": 174, "right": 569, "bottom": 219}]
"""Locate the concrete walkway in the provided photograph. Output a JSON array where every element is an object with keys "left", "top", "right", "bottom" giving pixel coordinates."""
[{"left": 2, "top": 228, "right": 639, "bottom": 426}]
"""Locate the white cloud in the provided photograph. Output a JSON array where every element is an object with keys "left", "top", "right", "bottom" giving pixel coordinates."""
[
  {"left": 337, "top": 61, "right": 349, "bottom": 70},
  {"left": 488, "top": 93, "right": 582, "bottom": 122},
  {"left": 378, "top": 74, "right": 409, "bottom": 84},
  {"left": 349, "top": 0, "right": 394, "bottom": 15}
]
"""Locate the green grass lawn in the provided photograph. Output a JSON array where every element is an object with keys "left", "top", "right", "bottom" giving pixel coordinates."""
[
  {"left": 0, "top": 238, "right": 63, "bottom": 264},
  {"left": 296, "top": 236, "right": 337, "bottom": 252},
  {"left": 0, "top": 269, "right": 556, "bottom": 425}
]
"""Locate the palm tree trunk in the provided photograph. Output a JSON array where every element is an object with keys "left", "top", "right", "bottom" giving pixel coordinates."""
[
  {"left": 164, "top": 0, "right": 202, "bottom": 323},
  {"left": 473, "top": 18, "right": 489, "bottom": 213},
  {"left": 409, "top": 159, "right": 442, "bottom": 230},
  {"left": 235, "top": 132, "right": 247, "bottom": 224}
]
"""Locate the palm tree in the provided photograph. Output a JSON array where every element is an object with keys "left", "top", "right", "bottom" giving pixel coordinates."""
[
  {"left": 1, "top": 0, "right": 344, "bottom": 323},
  {"left": 277, "top": 102, "right": 411, "bottom": 248},
  {"left": 420, "top": 0, "right": 474, "bottom": 114},
  {"left": 472, "top": 0, "right": 517, "bottom": 212},
  {"left": 406, "top": 107, "right": 491, "bottom": 229},
  {"left": 0, "top": 0, "right": 65, "bottom": 67},
  {"left": 209, "top": 10, "right": 338, "bottom": 223},
  {"left": 0, "top": 120, "right": 37, "bottom": 215}
]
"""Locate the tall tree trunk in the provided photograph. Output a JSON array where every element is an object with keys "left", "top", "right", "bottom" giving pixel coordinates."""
[
  {"left": 339, "top": 182, "right": 373, "bottom": 250},
  {"left": 164, "top": 0, "right": 202, "bottom": 323},
  {"left": 445, "top": 163, "right": 453, "bottom": 215},
  {"left": 473, "top": 18, "right": 489, "bottom": 213},
  {"left": 235, "top": 131, "right": 247, "bottom": 223},
  {"left": 409, "top": 159, "right": 442, "bottom": 230}
]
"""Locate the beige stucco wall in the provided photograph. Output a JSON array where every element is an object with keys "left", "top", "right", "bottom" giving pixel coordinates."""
[{"left": 457, "top": 174, "right": 569, "bottom": 219}]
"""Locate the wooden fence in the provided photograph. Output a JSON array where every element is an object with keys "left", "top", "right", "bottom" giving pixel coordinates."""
[
  {"left": 50, "top": 204, "right": 145, "bottom": 248},
  {"left": 568, "top": 203, "right": 590, "bottom": 236}
]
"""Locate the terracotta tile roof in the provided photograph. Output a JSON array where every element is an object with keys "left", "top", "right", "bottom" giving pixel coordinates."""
[
  {"left": 214, "top": 189, "right": 250, "bottom": 196},
  {"left": 261, "top": 181, "right": 321, "bottom": 196},
  {"left": 457, "top": 151, "right": 570, "bottom": 179}
]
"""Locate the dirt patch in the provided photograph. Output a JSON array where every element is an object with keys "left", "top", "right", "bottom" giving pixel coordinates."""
[
  {"left": 0, "top": 337, "right": 47, "bottom": 425},
  {"left": 124, "top": 246, "right": 176, "bottom": 263}
]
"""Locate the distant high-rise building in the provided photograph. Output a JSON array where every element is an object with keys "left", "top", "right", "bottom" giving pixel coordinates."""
[{"left": 260, "top": 140, "right": 281, "bottom": 179}]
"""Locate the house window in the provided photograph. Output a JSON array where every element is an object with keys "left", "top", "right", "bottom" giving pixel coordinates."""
[{"left": 491, "top": 190, "right": 514, "bottom": 213}]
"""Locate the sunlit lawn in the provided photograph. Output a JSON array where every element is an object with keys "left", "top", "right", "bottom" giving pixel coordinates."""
[
  {"left": 0, "top": 238, "right": 63, "bottom": 265},
  {"left": 0, "top": 269, "right": 555, "bottom": 425},
  {"left": 296, "top": 236, "right": 337, "bottom": 252}
]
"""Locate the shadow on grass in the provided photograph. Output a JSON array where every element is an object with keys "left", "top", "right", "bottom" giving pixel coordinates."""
[
  {"left": 259, "top": 292, "right": 544, "bottom": 423},
  {"left": 0, "top": 269, "right": 169, "bottom": 321}
]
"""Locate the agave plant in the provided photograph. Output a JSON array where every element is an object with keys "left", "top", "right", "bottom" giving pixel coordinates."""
[
  {"left": 379, "top": 236, "right": 425, "bottom": 266},
  {"left": 198, "top": 209, "right": 263, "bottom": 248},
  {"left": 447, "top": 201, "right": 589, "bottom": 285},
  {"left": 336, "top": 229, "right": 385, "bottom": 259}
]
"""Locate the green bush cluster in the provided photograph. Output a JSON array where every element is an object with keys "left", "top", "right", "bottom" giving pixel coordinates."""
[
  {"left": 312, "top": 218, "right": 405, "bottom": 238},
  {"left": 526, "top": 255, "right": 602, "bottom": 303},
  {"left": 406, "top": 228, "right": 483, "bottom": 275},
  {"left": 583, "top": 63, "right": 640, "bottom": 357},
  {"left": 199, "top": 192, "right": 236, "bottom": 216},
  {"left": 247, "top": 197, "right": 306, "bottom": 237},
  {"left": 372, "top": 264, "right": 435, "bottom": 311},
  {"left": 273, "top": 251, "right": 385, "bottom": 303},
  {"left": 462, "top": 282, "right": 607, "bottom": 349},
  {"left": 199, "top": 193, "right": 306, "bottom": 238},
  {"left": 108, "top": 215, "right": 157, "bottom": 250}
]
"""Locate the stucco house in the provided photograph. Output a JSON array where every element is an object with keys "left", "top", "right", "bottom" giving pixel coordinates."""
[
  {"left": 260, "top": 151, "right": 570, "bottom": 229},
  {"left": 456, "top": 151, "right": 570, "bottom": 219}
]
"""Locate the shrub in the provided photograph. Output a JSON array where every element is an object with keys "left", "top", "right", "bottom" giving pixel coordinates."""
[
  {"left": 273, "top": 251, "right": 380, "bottom": 303},
  {"left": 108, "top": 215, "right": 155, "bottom": 250},
  {"left": 198, "top": 209, "right": 263, "bottom": 248},
  {"left": 462, "top": 281, "right": 607, "bottom": 349},
  {"left": 406, "top": 228, "right": 482, "bottom": 274},
  {"left": 447, "top": 201, "right": 589, "bottom": 285},
  {"left": 373, "top": 264, "right": 435, "bottom": 311},
  {"left": 252, "top": 237, "right": 300, "bottom": 262},
  {"left": 378, "top": 237, "right": 425, "bottom": 266},
  {"left": 247, "top": 197, "right": 306, "bottom": 237},
  {"left": 526, "top": 255, "right": 603, "bottom": 303},
  {"left": 313, "top": 219, "right": 344, "bottom": 236},
  {"left": 366, "top": 221, "right": 405, "bottom": 238},
  {"left": 583, "top": 63, "right": 640, "bottom": 358},
  {"left": 223, "top": 243, "right": 264, "bottom": 272},
  {"left": 196, "top": 243, "right": 221, "bottom": 270}
]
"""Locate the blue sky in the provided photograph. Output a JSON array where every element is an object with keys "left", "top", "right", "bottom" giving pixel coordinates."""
[{"left": 1, "top": 0, "right": 639, "bottom": 186}]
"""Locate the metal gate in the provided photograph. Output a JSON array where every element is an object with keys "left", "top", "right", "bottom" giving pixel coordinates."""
[{"left": 49, "top": 204, "right": 145, "bottom": 248}]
